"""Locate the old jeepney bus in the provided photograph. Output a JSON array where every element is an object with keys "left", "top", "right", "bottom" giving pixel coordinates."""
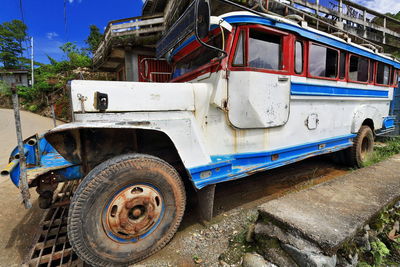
[{"left": 2, "top": 0, "right": 400, "bottom": 265}]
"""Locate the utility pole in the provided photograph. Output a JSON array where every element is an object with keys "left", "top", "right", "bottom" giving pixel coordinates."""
[{"left": 30, "top": 37, "right": 34, "bottom": 87}]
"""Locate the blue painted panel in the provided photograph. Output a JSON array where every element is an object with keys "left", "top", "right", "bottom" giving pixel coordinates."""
[
  {"left": 291, "top": 82, "right": 389, "bottom": 98},
  {"left": 383, "top": 116, "right": 396, "bottom": 129},
  {"left": 7, "top": 136, "right": 83, "bottom": 187},
  {"left": 189, "top": 134, "right": 356, "bottom": 189}
]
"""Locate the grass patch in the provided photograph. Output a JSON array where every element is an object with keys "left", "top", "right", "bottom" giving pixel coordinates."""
[{"left": 363, "top": 137, "right": 400, "bottom": 167}]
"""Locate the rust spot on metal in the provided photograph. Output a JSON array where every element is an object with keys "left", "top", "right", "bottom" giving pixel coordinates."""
[{"left": 103, "top": 184, "right": 163, "bottom": 241}]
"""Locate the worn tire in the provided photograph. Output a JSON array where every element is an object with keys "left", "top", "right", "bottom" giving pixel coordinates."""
[
  {"left": 345, "top": 125, "right": 374, "bottom": 168},
  {"left": 68, "top": 154, "right": 186, "bottom": 266}
]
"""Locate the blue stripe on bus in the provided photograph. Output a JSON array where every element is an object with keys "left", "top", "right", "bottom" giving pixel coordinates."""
[
  {"left": 223, "top": 15, "right": 400, "bottom": 69},
  {"left": 188, "top": 134, "right": 355, "bottom": 189},
  {"left": 291, "top": 82, "right": 389, "bottom": 98}
]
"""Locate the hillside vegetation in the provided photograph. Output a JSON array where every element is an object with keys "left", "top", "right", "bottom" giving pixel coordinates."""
[{"left": 0, "top": 20, "right": 111, "bottom": 121}]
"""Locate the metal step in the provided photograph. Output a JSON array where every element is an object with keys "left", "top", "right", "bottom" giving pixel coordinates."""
[{"left": 22, "top": 181, "right": 85, "bottom": 267}]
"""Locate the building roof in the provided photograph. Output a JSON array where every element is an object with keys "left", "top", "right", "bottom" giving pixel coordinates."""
[{"left": 0, "top": 69, "right": 29, "bottom": 74}]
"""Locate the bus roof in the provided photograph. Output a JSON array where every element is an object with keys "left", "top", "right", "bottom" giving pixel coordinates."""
[{"left": 171, "top": 11, "right": 400, "bottom": 69}]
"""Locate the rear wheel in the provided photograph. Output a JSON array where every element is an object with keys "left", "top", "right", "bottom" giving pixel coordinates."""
[
  {"left": 336, "top": 126, "right": 374, "bottom": 168},
  {"left": 68, "top": 154, "right": 186, "bottom": 266},
  {"left": 350, "top": 125, "right": 374, "bottom": 167}
]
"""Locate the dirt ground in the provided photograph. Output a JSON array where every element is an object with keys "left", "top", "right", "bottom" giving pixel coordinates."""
[
  {"left": 0, "top": 109, "right": 59, "bottom": 266},
  {"left": 0, "top": 108, "right": 350, "bottom": 266},
  {"left": 139, "top": 158, "right": 348, "bottom": 266}
]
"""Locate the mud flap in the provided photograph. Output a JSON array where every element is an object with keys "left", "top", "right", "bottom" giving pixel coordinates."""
[{"left": 196, "top": 184, "right": 216, "bottom": 222}]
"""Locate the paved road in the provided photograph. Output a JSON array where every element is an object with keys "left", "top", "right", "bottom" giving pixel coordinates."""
[{"left": 0, "top": 109, "right": 58, "bottom": 266}]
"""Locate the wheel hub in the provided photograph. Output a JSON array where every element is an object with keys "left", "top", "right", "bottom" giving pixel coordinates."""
[{"left": 103, "top": 184, "right": 163, "bottom": 241}]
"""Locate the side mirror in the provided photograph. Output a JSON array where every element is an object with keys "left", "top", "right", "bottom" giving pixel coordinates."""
[{"left": 196, "top": 0, "right": 211, "bottom": 39}]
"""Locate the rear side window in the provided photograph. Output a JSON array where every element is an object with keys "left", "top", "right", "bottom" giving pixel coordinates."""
[
  {"left": 295, "top": 41, "right": 303, "bottom": 74},
  {"left": 394, "top": 70, "right": 399, "bottom": 86},
  {"left": 248, "top": 29, "right": 282, "bottom": 70},
  {"left": 349, "top": 55, "right": 369, "bottom": 82},
  {"left": 376, "top": 62, "right": 391, "bottom": 85},
  {"left": 309, "top": 44, "right": 338, "bottom": 78}
]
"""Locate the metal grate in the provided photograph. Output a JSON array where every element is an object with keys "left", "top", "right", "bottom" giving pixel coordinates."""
[{"left": 23, "top": 181, "right": 85, "bottom": 267}]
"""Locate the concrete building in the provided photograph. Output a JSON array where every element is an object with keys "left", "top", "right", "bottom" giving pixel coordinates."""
[
  {"left": 92, "top": 14, "right": 170, "bottom": 82},
  {"left": 0, "top": 69, "right": 29, "bottom": 87}
]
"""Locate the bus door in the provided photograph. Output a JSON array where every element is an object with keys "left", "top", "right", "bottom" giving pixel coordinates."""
[{"left": 227, "top": 26, "right": 291, "bottom": 129}]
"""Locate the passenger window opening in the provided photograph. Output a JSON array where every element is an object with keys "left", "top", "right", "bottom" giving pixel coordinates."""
[
  {"left": 295, "top": 40, "right": 303, "bottom": 74},
  {"left": 248, "top": 29, "right": 282, "bottom": 70},
  {"left": 309, "top": 43, "right": 338, "bottom": 79},
  {"left": 339, "top": 51, "right": 346, "bottom": 80},
  {"left": 233, "top": 30, "right": 245, "bottom": 66},
  {"left": 376, "top": 62, "right": 391, "bottom": 85},
  {"left": 349, "top": 55, "right": 369, "bottom": 83}
]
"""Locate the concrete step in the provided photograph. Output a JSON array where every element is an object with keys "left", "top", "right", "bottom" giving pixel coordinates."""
[{"left": 254, "top": 154, "right": 400, "bottom": 266}]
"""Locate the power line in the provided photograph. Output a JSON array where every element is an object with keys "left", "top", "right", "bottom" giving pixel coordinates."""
[
  {"left": 18, "top": 0, "right": 31, "bottom": 68},
  {"left": 64, "top": 0, "right": 69, "bottom": 40},
  {"left": 19, "top": 0, "right": 25, "bottom": 24}
]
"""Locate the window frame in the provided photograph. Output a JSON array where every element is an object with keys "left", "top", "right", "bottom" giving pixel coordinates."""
[
  {"left": 229, "top": 25, "right": 290, "bottom": 75},
  {"left": 375, "top": 62, "right": 393, "bottom": 87},
  {"left": 339, "top": 51, "right": 347, "bottom": 81},
  {"left": 294, "top": 39, "right": 305, "bottom": 75},
  {"left": 348, "top": 54, "right": 370, "bottom": 84},
  {"left": 307, "top": 41, "right": 340, "bottom": 81},
  {"left": 368, "top": 60, "right": 375, "bottom": 84}
]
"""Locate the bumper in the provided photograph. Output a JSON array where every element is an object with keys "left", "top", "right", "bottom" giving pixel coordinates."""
[{"left": 1, "top": 135, "right": 82, "bottom": 187}]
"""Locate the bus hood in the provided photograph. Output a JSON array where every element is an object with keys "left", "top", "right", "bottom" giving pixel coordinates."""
[{"left": 69, "top": 80, "right": 211, "bottom": 113}]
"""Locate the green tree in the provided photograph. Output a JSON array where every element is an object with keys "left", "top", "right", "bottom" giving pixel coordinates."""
[
  {"left": 0, "top": 20, "right": 28, "bottom": 68},
  {"left": 85, "top": 25, "right": 103, "bottom": 54},
  {"left": 60, "top": 42, "right": 91, "bottom": 68}
]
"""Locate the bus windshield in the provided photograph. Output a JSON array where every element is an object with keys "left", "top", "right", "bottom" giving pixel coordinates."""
[{"left": 172, "top": 32, "right": 227, "bottom": 79}]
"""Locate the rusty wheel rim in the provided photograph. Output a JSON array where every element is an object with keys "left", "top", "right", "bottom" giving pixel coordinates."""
[{"left": 102, "top": 184, "right": 164, "bottom": 243}]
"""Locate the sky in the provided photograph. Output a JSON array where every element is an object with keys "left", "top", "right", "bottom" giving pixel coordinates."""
[
  {"left": 0, "top": 0, "right": 144, "bottom": 64},
  {"left": 0, "top": 0, "right": 399, "bottom": 65}
]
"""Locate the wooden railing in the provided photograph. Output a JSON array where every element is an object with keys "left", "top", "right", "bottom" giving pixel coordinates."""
[{"left": 93, "top": 14, "right": 164, "bottom": 65}]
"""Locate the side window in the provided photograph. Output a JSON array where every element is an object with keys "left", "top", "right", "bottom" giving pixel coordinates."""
[
  {"left": 248, "top": 29, "right": 282, "bottom": 70},
  {"left": 369, "top": 61, "right": 375, "bottom": 83},
  {"left": 233, "top": 30, "right": 245, "bottom": 66},
  {"left": 339, "top": 51, "right": 346, "bottom": 79},
  {"left": 309, "top": 43, "right": 338, "bottom": 78},
  {"left": 349, "top": 55, "right": 369, "bottom": 82},
  {"left": 376, "top": 62, "right": 391, "bottom": 85},
  {"left": 295, "top": 40, "right": 303, "bottom": 74}
]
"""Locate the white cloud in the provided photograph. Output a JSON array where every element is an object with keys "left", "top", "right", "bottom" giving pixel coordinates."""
[
  {"left": 355, "top": 0, "right": 400, "bottom": 15},
  {"left": 68, "top": 0, "right": 83, "bottom": 3},
  {"left": 46, "top": 32, "right": 59, "bottom": 40}
]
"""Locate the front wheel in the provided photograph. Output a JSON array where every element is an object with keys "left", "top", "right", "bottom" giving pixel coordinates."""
[{"left": 68, "top": 154, "right": 186, "bottom": 266}]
